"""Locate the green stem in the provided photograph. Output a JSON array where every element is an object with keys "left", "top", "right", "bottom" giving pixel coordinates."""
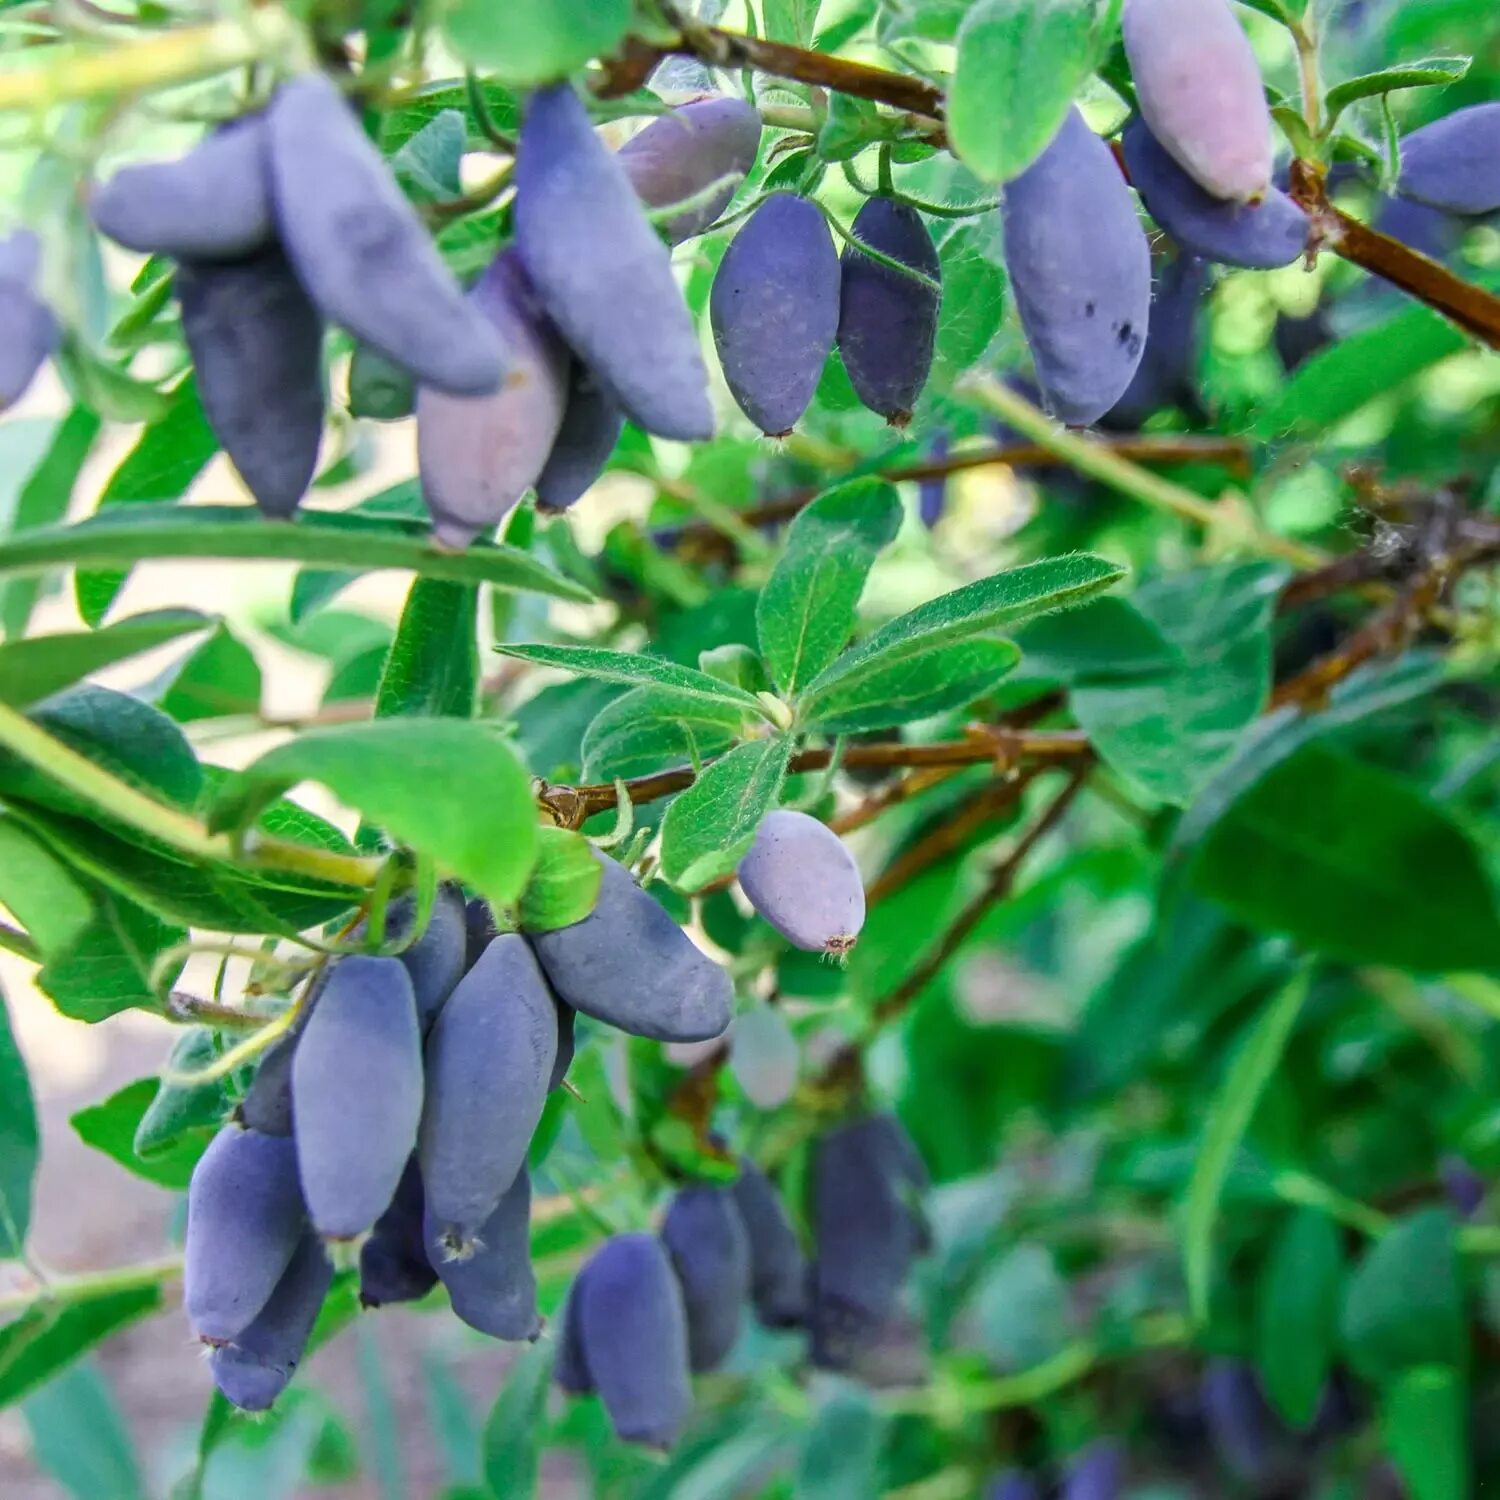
[
  {"left": 1271, "top": 1168, "right": 1393, "bottom": 1238},
  {"left": 961, "top": 374, "right": 1326, "bottom": 569},
  {"left": 0, "top": 1256, "right": 181, "bottom": 1319},
  {"left": 758, "top": 101, "right": 818, "bottom": 133}
]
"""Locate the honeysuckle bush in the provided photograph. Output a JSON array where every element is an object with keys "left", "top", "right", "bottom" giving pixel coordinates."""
[{"left": 0, "top": 0, "right": 1498, "bottom": 1495}]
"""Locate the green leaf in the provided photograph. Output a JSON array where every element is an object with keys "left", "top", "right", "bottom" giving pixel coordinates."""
[
  {"left": 1381, "top": 1365, "right": 1468, "bottom": 1500},
  {"left": 380, "top": 80, "right": 520, "bottom": 155},
  {"left": 22, "top": 1362, "right": 143, "bottom": 1500},
  {"left": 1324, "top": 56, "right": 1471, "bottom": 124},
  {"left": 208, "top": 720, "right": 539, "bottom": 906},
  {"left": 817, "top": 93, "right": 882, "bottom": 161},
  {"left": 0, "top": 816, "right": 95, "bottom": 958},
  {"left": 580, "top": 686, "right": 744, "bottom": 781},
  {"left": 133, "top": 1029, "right": 229, "bottom": 1159},
  {"left": 802, "top": 552, "right": 1122, "bottom": 720},
  {"left": 443, "top": 0, "right": 631, "bottom": 85},
  {"left": 154, "top": 624, "right": 263, "bottom": 724},
  {"left": 764, "top": 0, "right": 822, "bottom": 45},
  {"left": 37, "top": 888, "right": 185, "bottom": 1024},
  {"left": 0, "top": 987, "right": 39, "bottom": 1261},
  {"left": 1255, "top": 1209, "right": 1343, "bottom": 1428},
  {"left": 71, "top": 1079, "right": 209, "bottom": 1190},
  {"left": 800, "top": 637, "right": 1021, "bottom": 733},
  {"left": 795, "top": 1385, "right": 886, "bottom": 1500},
  {"left": 660, "top": 736, "right": 794, "bottom": 889},
  {"left": 496, "top": 643, "right": 770, "bottom": 716},
  {"left": 1342, "top": 1210, "right": 1466, "bottom": 1384},
  {"left": 0, "top": 611, "right": 210, "bottom": 709},
  {"left": 392, "top": 109, "right": 466, "bottom": 200},
  {"left": 1190, "top": 744, "right": 1500, "bottom": 973},
  {"left": 0, "top": 504, "right": 592, "bottom": 604},
  {"left": 758, "top": 477, "right": 902, "bottom": 696},
  {"left": 518, "top": 827, "right": 603, "bottom": 933},
  {"left": 1253, "top": 301, "right": 1470, "bottom": 440},
  {"left": 374, "top": 579, "right": 478, "bottom": 720},
  {"left": 948, "top": 0, "right": 1111, "bottom": 184},
  {"left": 929, "top": 221, "right": 1007, "bottom": 394},
  {"left": 1182, "top": 966, "right": 1310, "bottom": 1326},
  {"left": 480, "top": 1337, "right": 555, "bottom": 1499},
  {"left": 1073, "top": 562, "right": 1284, "bottom": 806},
  {"left": 1011, "top": 596, "right": 1183, "bottom": 683},
  {"left": 0, "top": 1286, "right": 162, "bottom": 1407},
  {"left": 973, "top": 1244, "right": 1071, "bottom": 1373}
]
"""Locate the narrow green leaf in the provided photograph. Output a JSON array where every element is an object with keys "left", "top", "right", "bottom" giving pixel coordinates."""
[
  {"left": 0, "top": 504, "right": 593, "bottom": 604},
  {"left": 496, "top": 643, "right": 769, "bottom": 715},
  {"left": 1191, "top": 744, "right": 1500, "bottom": 973},
  {"left": 374, "top": 579, "right": 479, "bottom": 720},
  {"left": 1255, "top": 1209, "right": 1343, "bottom": 1428},
  {"left": 796, "top": 1385, "right": 886, "bottom": 1500},
  {"left": 518, "top": 827, "right": 603, "bottom": 933},
  {"left": 948, "top": 0, "right": 1111, "bottom": 184},
  {"left": 0, "top": 611, "right": 210, "bottom": 709},
  {"left": 1183, "top": 966, "right": 1310, "bottom": 1325},
  {"left": 581, "top": 687, "right": 744, "bottom": 782},
  {"left": 660, "top": 737, "right": 794, "bottom": 889},
  {"left": 22, "top": 1362, "right": 143, "bottom": 1500},
  {"left": 134, "top": 1029, "right": 229, "bottom": 1159},
  {"left": 1324, "top": 56, "right": 1471, "bottom": 123},
  {"left": 1381, "top": 1365, "right": 1468, "bottom": 1500},
  {"left": 71, "top": 1079, "right": 209, "bottom": 1191},
  {"left": 444, "top": 0, "right": 631, "bottom": 85},
  {"left": 801, "top": 637, "right": 1020, "bottom": 733},
  {"left": 0, "top": 1286, "right": 162, "bottom": 1407},
  {"left": 757, "top": 477, "right": 902, "bottom": 696},
  {"left": 208, "top": 720, "right": 539, "bottom": 906},
  {"left": 1342, "top": 1210, "right": 1467, "bottom": 1384},
  {"left": 480, "top": 1337, "right": 555, "bottom": 1499},
  {"left": 154, "top": 625, "right": 263, "bottom": 724},
  {"left": 0, "top": 986, "right": 39, "bottom": 1261}
]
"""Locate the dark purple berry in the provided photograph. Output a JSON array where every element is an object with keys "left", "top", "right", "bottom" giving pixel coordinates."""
[
  {"left": 730, "top": 1159, "right": 807, "bottom": 1329},
  {"left": 918, "top": 433, "right": 948, "bottom": 529},
  {"left": 1201, "top": 1359, "right": 1280, "bottom": 1481},
  {"left": 535, "top": 360, "right": 624, "bottom": 513},
  {"left": 359, "top": 1155, "right": 437, "bottom": 1308},
  {"left": 660, "top": 1185, "right": 751, "bottom": 1372},
  {"left": 425, "top": 1168, "right": 540, "bottom": 1341},
  {"left": 1397, "top": 103, "right": 1500, "bottom": 217},
  {"left": 0, "top": 230, "right": 57, "bottom": 410},
  {"left": 1101, "top": 253, "right": 1207, "bottom": 429}
]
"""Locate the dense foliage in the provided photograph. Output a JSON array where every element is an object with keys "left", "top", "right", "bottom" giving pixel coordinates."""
[{"left": 0, "top": 0, "right": 1497, "bottom": 1495}]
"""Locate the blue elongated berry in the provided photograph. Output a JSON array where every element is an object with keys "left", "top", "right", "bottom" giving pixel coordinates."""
[
  {"left": 1101, "top": 254, "right": 1207, "bottom": 429},
  {"left": 417, "top": 250, "right": 569, "bottom": 549},
  {"left": 535, "top": 360, "right": 624, "bottom": 513},
  {"left": 737, "top": 809, "right": 865, "bottom": 955},
  {"left": 836, "top": 197, "right": 941, "bottom": 425},
  {"left": 209, "top": 1231, "right": 332, "bottom": 1411},
  {"left": 291, "top": 954, "right": 423, "bottom": 1239},
  {"left": 185, "top": 1125, "right": 306, "bottom": 1344},
  {"left": 1440, "top": 1155, "right": 1486, "bottom": 1219},
  {"left": 1397, "top": 103, "right": 1500, "bottom": 217},
  {"left": 730, "top": 1159, "right": 806, "bottom": 1329},
  {"left": 1122, "top": 117, "right": 1308, "bottom": 269},
  {"left": 1061, "top": 1441, "right": 1124, "bottom": 1500},
  {"left": 1201, "top": 1359, "right": 1281, "bottom": 1481},
  {"left": 1122, "top": 0, "right": 1273, "bottom": 203},
  {"left": 1000, "top": 109, "right": 1152, "bottom": 427},
  {"left": 710, "top": 193, "right": 840, "bottom": 437},
  {"left": 425, "top": 1167, "right": 540, "bottom": 1341},
  {"left": 0, "top": 230, "right": 57, "bottom": 410},
  {"left": 551, "top": 996, "right": 577, "bottom": 1092},
  {"left": 388, "top": 882, "right": 469, "bottom": 1031},
  {"left": 553, "top": 1269, "right": 594, "bottom": 1394},
  {"left": 528, "top": 850, "right": 733, "bottom": 1043},
  {"left": 267, "top": 73, "right": 506, "bottom": 396},
  {"left": 660, "top": 1185, "right": 750, "bottom": 1372},
  {"left": 986, "top": 1473, "right": 1042, "bottom": 1500},
  {"left": 90, "top": 118, "right": 274, "bottom": 260},
  {"left": 514, "top": 83, "right": 714, "bottom": 441},
  {"left": 359, "top": 1155, "right": 437, "bottom": 1308},
  {"left": 418, "top": 934, "right": 557, "bottom": 1253},
  {"left": 176, "top": 246, "right": 325, "bottom": 519},
  {"left": 918, "top": 433, "right": 948, "bottom": 528},
  {"left": 618, "top": 96, "right": 762, "bottom": 245},
  {"left": 573, "top": 1233, "right": 691, "bottom": 1448},
  {"left": 808, "top": 1113, "right": 928, "bottom": 1369}
]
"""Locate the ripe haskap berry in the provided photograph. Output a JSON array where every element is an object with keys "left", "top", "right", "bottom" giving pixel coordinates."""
[
  {"left": 1000, "top": 108, "right": 1152, "bottom": 427},
  {"left": 185, "top": 1125, "right": 306, "bottom": 1344},
  {"left": 1397, "top": 103, "right": 1500, "bottom": 217},
  {"left": 918, "top": 433, "right": 948, "bottom": 529},
  {"left": 418, "top": 250, "right": 569, "bottom": 548},
  {"left": 571, "top": 1233, "right": 691, "bottom": 1448},
  {"left": 528, "top": 850, "right": 733, "bottom": 1043},
  {"left": 514, "top": 83, "right": 713, "bottom": 442},
  {"left": 90, "top": 118, "right": 274, "bottom": 261},
  {"left": 386, "top": 883, "right": 469, "bottom": 1032},
  {"left": 553, "top": 1271, "right": 594, "bottom": 1394},
  {"left": 710, "top": 193, "right": 841, "bottom": 437},
  {"left": 359, "top": 1155, "right": 437, "bottom": 1308},
  {"left": 209, "top": 1231, "right": 332, "bottom": 1411},
  {"left": 347, "top": 342, "right": 415, "bottom": 421},
  {"left": 1201, "top": 1359, "right": 1284, "bottom": 1481},
  {"left": 730, "top": 1159, "right": 807, "bottom": 1329},
  {"left": 291, "top": 954, "right": 423, "bottom": 1240},
  {"left": 425, "top": 1168, "right": 540, "bottom": 1341},
  {"left": 618, "top": 96, "right": 762, "bottom": 245},
  {"left": 808, "top": 1113, "right": 928, "bottom": 1369},
  {"left": 267, "top": 73, "right": 505, "bottom": 396},
  {"left": 660, "top": 1185, "right": 751, "bottom": 1372},
  {"left": 418, "top": 933, "right": 557, "bottom": 1252},
  {"left": 551, "top": 995, "right": 577, "bottom": 1092},
  {"left": 986, "top": 1473, "right": 1042, "bottom": 1500},
  {"left": 730, "top": 1004, "right": 799, "bottom": 1109},
  {"left": 176, "top": 246, "right": 325, "bottom": 520},
  {"left": 837, "top": 197, "right": 941, "bottom": 425},
  {"left": 0, "top": 230, "right": 57, "bottom": 410},
  {"left": 535, "top": 360, "right": 624, "bottom": 514},
  {"left": 1122, "top": 117, "right": 1308, "bottom": 269},
  {"left": 1101, "top": 254, "right": 1207, "bottom": 430},
  {"left": 737, "top": 809, "right": 865, "bottom": 955},
  {"left": 1061, "top": 1442, "right": 1125, "bottom": 1500},
  {"left": 1122, "top": 0, "right": 1273, "bottom": 203}
]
